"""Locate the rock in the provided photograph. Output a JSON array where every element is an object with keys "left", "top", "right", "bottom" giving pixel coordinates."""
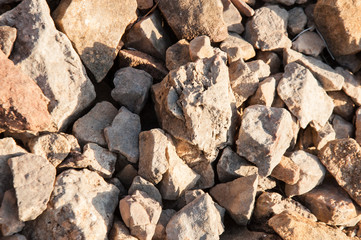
[
  {"left": 337, "top": 67, "right": 361, "bottom": 106},
  {"left": 125, "top": 11, "right": 171, "bottom": 60},
  {"left": 292, "top": 31, "right": 325, "bottom": 57},
  {"left": 245, "top": 5, "right": 292, "bottom": 51},
  {"left": 271, "top": 156, "right": 300, "bottom": 185},
  {"left": 287, "top": 7, "right": 307, "bottom": 35},
  {"left": 312, "top": 122, "right": 336, "bottom": 150},
  {"left": 356, "top": 107, "right": 361, "bottom": 145},
  {"left": 284, "top": 48, "right": 345, "bottom": 91},
  {"left": 318, "top": 138, "right": 361, "bottom": 207},
  {"left": 1, "top": 234, "right": 27, "bottom": 240},
  {"left": 0, "top": 25, "right": 16, "bottom": 57},
  {"left": 119, "top": 190, "right": 162, "bottom": 240},
  {"left": 220, "top": 33, "right": 255, "bottom": 63},
  {"left": 104, "top": 107, "right": 141, "bottom": 163},
  {"left": 210, "top": 174, "right": 258, "bottom": 225},
  {"left": 8, "top": 153, "right": 56, "bottom": 221},
  {"left": 300, "top": 182, "right": 361, "bottom": 226},
  {"left": 166, "top": 193, "right": 224, "bottom": 240},
  {"left": 257, "top": 177, "right": 278, "bottom": 195},
  {"left": 26, "top": 169, "right": 120, "bottom": 240},
  {"left": 158, "top": 0, "right": 228, "bottom": 42},
  {"left": 328, "top": 91, "right": 356, "bottom": 121},
  {"left": 263, "top": 0, "right": 296, "bottom": 6},
  {"left": 236, "top": 105, "right": 294, "bottom": 177},
  {"left": 184, "top": 189, "right": 206, "bottom": 204},
  {"left": 53, "top": 0, "right": 137, "bottom": 82},
  {"left": 217, "top": 147, "right": 258, "bottom": 183},
  {"left": 269, "top": 211, "right": 352, "bottom": 240},
  {"left": 221, "top": 0, "right": 244, "bottom": 34},
  {"left": 247, "top": 60, "right": 271, "bottom": 80},
  {"left": 220, "top": 225, "right": 282, "bottom": 240},
  {"left": 117, "top": 164, "right": 138, "bottom": 189},
  {"left": 335, "top": 54, "right": 361, "bottom": 73},
  {"left": 314, "top": 0, "right": 361, "bottom": 56},
  {"left": 137, "top": 0, "right": 153, "bottom": 10},
  {"left": 111, "top": 67, "right": 153, "bottom": 114},
  {"left": 165, "top": 39, "right": 191, "bottom": 71},
  {"left": 331, "top": 115, "right": 354, "bottom": 139},
  {"left": 277, "top": 62, "right": 334, "bottom": 130},
  {"left": 153, "top": 209, "right": 176, "bottom": 240},
  {"left": 128, "top": 176, "right": 162, "bottom": 205},
  {"left": 109, "top": 217, "right": 138, "bottom": 240},
  {"left": 189, "top": 35, "right": 215, "bottom": 61},
  {"left": 0, "top": 50, "right": 54, "bottom": 133},
  {"left": 248, "top": 77, "right": 277, "bottom": 107},
  {"left": 0, "top": 189, "right": 24, "bottom": 236},
  {"left": 285, "top": 150, "right": 326, "bottom": 197},
  {"left": 73, "top": 101, "right": 118, "bottom": 147},
  {"left": 152, "top": 54, "right": 235, "bottom": 162},
  {"left": 0, "top": 0, "right": 96, "bottom": 130},
  {"left": 191, "top": 161, "right": 215, "bottom": 189},
  {"left": 257, "top": 51, "right": 281, "bottom": 74},
  {"left": 28, "top": 133, "right": 71, "bottom": 167}
]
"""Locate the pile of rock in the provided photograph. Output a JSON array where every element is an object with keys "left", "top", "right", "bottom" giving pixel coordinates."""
[{"left": 1, "top": 0, "right": 361, "bottom": 239}]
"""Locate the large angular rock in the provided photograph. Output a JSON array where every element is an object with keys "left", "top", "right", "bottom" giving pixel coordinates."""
[
  {"left": 189, "top": 35, "right": 215, "bottom": 61},
  {"left": 191, "top": 161, "right": 215, "bottom": 189},
  {"left": 236, "top": 105, "right": 294, "bottom": 177},
  {"left": 220, "top": 33, "right": 255, "bottom": 64},
  {"left": 318, "top": 139, "right": 361, "bottom": 207},
  {"left": 210, "top": 175, "right": 258, "bottom": 225},
  {"left": 277, "top": 62, "right": 334, "bottom": 130},
  {"left": 8, "top": 153, "right": 56, "bottom": 221},
  {"left": 0, "top": 25, "right": 16, "bottom": 57},
  {"left": 245, "top": 5, "right": 291, "bottom": 51},
  {"left": 288, "top": 7, "right": 307, "bottom": 35},
  {"left": 104, "top": 107, "right": 141, "bottom": 163},
  {"left": 53, "top": 0, "right": 137, "bottom": 82},
  {"left": 26, "top": 169, "right": 120, "bottom": 240},
  {"left": 0, "top": 0, "right": 96, "bottom": 130},
  {"left": 0, "top": 189, "right": 24, "bottom": 236},
  {"left": 271, "top": 156, "right": 300, "bottom": 185},
  {"left": 158, "top": 0, "right": 228, "bottom": 42},
  {"left": 337, "top": 67, "right": 361, "bottom": 106},
  {"left": 248, "top": 76, "right": 277, "bottom": 107},
  {"left": 314, "top": 0, "right": 361, "bottom": 56},
  {"left": 0, "top": 50, "right": 53, "bottom": 133},
  {"left": 152, "top": 54, "right": 235, "bottom": 162},
  {"left": 332, "top": 114, "right": 354, "bottom": 139},
  {"left": 312, "top": 122, "right": 336, "bottom": 150},
  {"left": 166, "top": 194, "right": 224, "bottom": 240}
]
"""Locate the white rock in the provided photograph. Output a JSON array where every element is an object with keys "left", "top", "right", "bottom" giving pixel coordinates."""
[
  {"left": 220, "top": 33, "right": 255, "bottom": 63},
  {"left": 249, "top": 77, "right": 277, "bottom": 106},
  {"left": 128, "top": 176, "right": 162, "bottom": 205},
  {"left": 189, "top": 35, "right": 215, "bottom": 61}
]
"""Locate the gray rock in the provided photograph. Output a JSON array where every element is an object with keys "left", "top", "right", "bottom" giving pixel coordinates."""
[
  {"left": 236, "top": 105, "right": 294, "bottom": 177},
  {"left": 165, "top": 39, "right": 191, "bottom": 71},
  {"left": 337, "top": 67, "right": 361, "bottom": 106},
  {"left": 248, "top": 76, "right": 277, "bottom": 107},
  {"left": 220, "top": 33, "right": 255, "bottom": 64},
  {"left": 0, "top": 189, "right": 24, "bottom": 236},
  {"left": 221, "top": 0, "right": 244, "bottom": 34},
  {"left": 109, "top": 217, "right": 138, "bottom": 240},
  {"left": 8, "top": 153, "right": 56, "bottom": 221},
  {"left": 277, "top": 62, "right": 334, "bottom": 130},
  {"left": 153, "top": 209, "right": 176, "bottom": 240},
  {"left": 104, "top": 107, "right": 141, "bottom": 163},
  {"left": 111, "top": 67, "right": 153, "bottom": 114},
  {"left": 288, "top": 7, "right": 307, "bottom": 35},
  {"left": 0, "top": 25, "right": 16, "bottom": 57},
  {"left": 331, "top": 115, "right": 354, "bottom": 139},
  {"left": 271, "top": 156, "right": 300, "bottom": 185},
  {"left": 292, "top": 31, "right": 325, "bottom": 57},
  {"left": 312, "top": 122, "right": 336, "bottom": 150},
  {"left": 128, "top": 176, "right": 162, "bottom": 205},
  {"left": 73, "top": 101, "right": 118, "bottom": 147},
  {"left": 0, "top": 0, "right": 96, "bottom": 130}
]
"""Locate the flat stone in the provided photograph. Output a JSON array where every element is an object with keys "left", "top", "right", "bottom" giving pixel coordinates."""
[
  {"left": 111, "top": 67, "right": 153, "bottom": 114},
  {"left": 8, "top": 153, "right": 56, "bottom": 221},
  {"left": 153, "top": 209, "right": 176, "bottom": 240},
  {"left": 292, "top": 31, "right": 325, "bottom": 57},
  {"left": 277, "top": 62, "right": 334, "bottom": 130},
  {"left": 158, "top": 0, "right": 228, "bottom": 42},
  {"left": 331, "top": 115, "right": 354, "bottom": 139},
  {"left": 288, "top": 7, "right": 307, "bottom": 35},
  {"left": 245, "top": 5, "right": 292, "bottom": 51},
  {"left": 119, "top": 190, "right": 162, "bottom": 240},
  {"left": 189, "top": 35, "right": 215, "bottom": 61},
  {"left": 249, "top": 76, "right": 277, "bottom": 107},
  {"left": 356, "top": 107, "right": 361, "bottom": 145},
  {"left": 318, "top": 138, "right": 361, "bottom": 207},
  {"left": 104, "top": 107, "right": 141, "bottom": 163},
  {"left": 53, "top": 0, "right": 137, "bottom": 82},
  {"left": 0, "top": 189, "right": 24, "bottom": 236},
  {"left": 257, "top": 51, "right": 281, "bottom": 74},
  {"left": 210, "top": 174, "right": 258, "bottom": 225},
  {"left": 337, "top": 67, "right": 361, "bottom": 106},
  {"left": 73, "top": 101, "right": 118, "bottom": 147},
  {"left": 165, "top": 39, "right": 191, "bottom": 71},
  {"left": 166, "top": 193, "right": 224, "bottom": 240},
  {"left": 285, "top": 150, "right": 326, "bottom": 197},
  {"left": 0, "top": 50, "right": 53, "bottom": 133},
  {"left": 109, "top": 217, "right": 138, "bottom": 240},
  {"left": 271, "top": 156, "right": 300, "bottom": 185},
  {"left": 328, "top": 91, "right": 356, "bottom": 121},
  {"left": 314, "top": 0, "right": 361, "bottom": 56},
  {"left": 117, "top": 164, "right": 138, "bottom": 189},
  {"left": 128, "top": 176, "right": 162, "bottom": 205},
  {"left": 220, "top": 33, "right": 255, "bottom": 64},
  {"left": 221, "top": 0, "right": 244, "bottom": 34},
  {"left": 0, "top": 0, "right": 96, "bottom": 130},
  {"left": 0, "top": 25, "right": 16, "bottom": 57},
  {"left": 236, "top": 105, "right": 294, "bottom": 177},
  {"left": 312, "top": 122, "right": 336, "bottom": 150},
  {"left": 26, "top": 169, "right": 120, "bottom": 240}
]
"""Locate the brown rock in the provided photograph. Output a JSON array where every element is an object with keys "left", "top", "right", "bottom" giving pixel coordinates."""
[
  {"left": 337, "top": 67, "right": 361, "bottom": 106},
  {"left": 165, "top": 39, "right": 191, "bottom": 71},
  {"left": 137, "top": 0, "right": 153, "bottom": 10},
  {"left": 271, "top": 156, "right": 300, "bottom": 185},
  {"left": 0, "top": 25, "right": 16, "bottom": 57},
  {"left": 292, "top": 31, "right": 325, "bottom": 57},
  {"left": 128, "top": 176, "right": 162, "bottom": 205},
  {"left": 248, "top": 76, "right": 277, "bottom": 107},
  {"left": 257, "top": 51, "right": 281, "bottom": 74},
  {"left": 153, "top": 209, "right": 176, "bottom": 240},
  {"left": 335, "top": 54, "right": 361, "bottom": 73},
  {"left": 191, "top": 161, "right": 215, "bottom": 189},
  {"left": 331, "top": 115, "right": 354, "bottom": 139},
  {"left": 311, "top": 122, "right": 336, "bottom": 150},
  {"left": 117, "top": 164, "right": 138, "bottom": 189},
  {"left": 220, "top": 33, "right": 255, "bottom": 63},
  {"left": 356, "top": 107, "right": 361, "bottom": 145},
  {"left": 189, "top": 35, "right": 215, "bottom": 61},
  {"left": 288, "top": 7, "right": 307, "bottom": 35},
  {"left": 221, "top": 0, "right": 244, "bottom": 34},
  {"left": 328, "top": 91, "right": 356, "bottom": 121},
  {"left": 109, "top": 217, "right": 138, "bottom": 240}
]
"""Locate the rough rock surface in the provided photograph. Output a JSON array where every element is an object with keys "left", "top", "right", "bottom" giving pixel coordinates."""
[
  {"left": 356, "top": 107, "right": 361, "bottom": 145},
  {"left": 221, "top": 0, "right": 244, "bottom": 34},
  {"left": 153, "top": 209, "right": 176, "bottom": 240},
  {"left": 128, "top": 176, "right": 162, "bottom": 205},
  {"left": 332, "top": 114, "right": 354, "bottom": 139},
  {"left": 312, "top": 122, "right": 336, "bottom": 150},
  {"left": 109, "top": 217, "right": 138, "bottom": 240},
  {"left": 337, "top": 67, "right": 361, "bottom": 106},
  {"left": 27, "top": 169, "right": 120, "bottom": 240},
  {"left": 292, "top": 31, "right": 325, "bottom": 57},
  {"left": 257, "top": 52, "right": 281, "bottom": 74},
  {"left": 0, "top": 0, "right": 96, "bottom": 130},
  {"left": 53, "top": 0, "right": 137, "bottom": 82},
  {"left": 287, "top": 7, "right": 307, "bottom": 35},
  {"left": 271, "top": 156, "right": 300, "bottom": 185},
  {"left": 189, "top": 35, "right": 215, "bottom": 61},
  {"left": 220, "top": 33, "right": 255, "bottom": 63},
  {"left": 165, "top": 39, "right": 191, "bottom": 71},
  {"left": 0, "top": 25, "right": 16, "bottom": 57},
  {"left": 117, "top": 164, "right": 138, "bottom": 189},
  {"left": 8, "top": 153, "right": 56, "bottom": 221},
  {"left": 236, "top": 105, "right": 294, "bottom": 177},
  {"left": 248, "top": 76, "right": 277, "bottom": 107},
  {"left": 328, "top": 91, "right": 356, "bottom": 121},
  {"left": 0, "top": 189, "right": 24, "bottom": 236}
]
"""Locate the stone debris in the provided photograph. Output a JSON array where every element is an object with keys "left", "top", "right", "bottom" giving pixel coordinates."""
[
  {"left": 0, "top": 189, "right": 24, "bottom": 236},
  {"left": 248, "top": 76, "right": 277, "bottom": 106},
  {"left": 165, "top": 39, "right": 191, "bottom": 71},
  {"left": 220, "top": 33, "right": 255, "bottom": 63},
  {"left": 247, "top": 60, "right": 271, "bottom": 80},
  {"left": 331, "top": 115, "right": 354, "bottom": 139},
  {"left": 271, "top": 156, "right": 300, "bottom": 185},
  {"left": 328, "top": 91, "right": 356, "bottom": 121},
  {"left": 337, "top": 67, "right": 361, "bottom": 106},
  {"left": 292, "top": 31, "right": 325, "bottom": 57},
  {"left": 189, "top": 35, "right": 215, "bottom": 61},
  {"left": 221, "top": 0, "right": 244, "bottom": 34},
  {"left": 128, "top": 176, "right": 162, "bottom": 205},
  {"left": 109, "top": 217, "right": 138, "bottom": 240},
  {"left": 311, "top": 122, "right": 336, "bottom": 150},
  {"left": 0, "top": 25, "right": 16, "bottom": 57},
  {"left": 287, "top": 7, "right": 307, "bottom": 35}
]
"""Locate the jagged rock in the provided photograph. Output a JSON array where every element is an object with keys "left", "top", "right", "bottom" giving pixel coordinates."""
[
  {"left": 153, "top": 209, "right": 176, "bottom": 240},
  {"left": 271, "top": 156, "right": 300, "bottom": 185},
  {"left": 356, "top": 107, "right": 361, "bottom": 145},
  {"left": 189, "top": 35, "right": 215, "bottom": 61},
  {"left": 335, "top": 54, "right": 361, "bottom": 73},
  {"left": 111, "top": 67, "right": 153, "bottom": 114},
  {"left": 257, "top": 51, "right": 281, "bottom": 74},
  {"left": 165, "top": 39, "right": 191, "bottom": 71},
  {"left": 158, "top": 0, "right": 228, "bottom": 42},
  {"left": 0, "top": 50, "right": 54, "bottom": 133},
  {"left": 73, "top": 101, "right": 118, "bottom": 147},
  {"left": 152, "top": 54, "right": 235, "bottom": 162},
  {"left": 292, "top": 31, "right": 325, "bottom": 57},
  {"left": 26, "top": 169, "right": 120, "bottom": 240},
  {"left": 257, "top": 177, "right": 277, "bottom": 195},
  {"left": 128, "top": 176, "right": 162, "bottom": 205},
  {"left": 0, "top": 0, "right": 96, "bottom": 130},
  {"left": 247, "top": 60, "right": 271, "bottom": 80},
  {"left": 314, "top": 0, "right": 361, "bottom": 56},
  {"left": 8, "top": 153, "right": 56, "bottom": 221},
  {"left": 109, "top": 217, "right": 138, "bottom": 240},
  {"left": 166, "top": 194, "right": 224, "bottom": 240},
  {"left": 249, "top": 77, "right": 277, "bottom": 106},
  {"left": 236, "top": 105, "right": 294, "bottom": 177},
  {"left": 125, "top": 11, "right": 171, "bottom": 60},
  {"left": 53, "top": 0, "right": 137, "bottom": 82},
  {"left": 337, "top": 67, "right": 361, "bottom": 106},
  {"left": 119, "top": 190, "right": 162, "bottom": 240},
  {"left": 311, "top": 122, "right": 336, "bottom": 150},
  {"left": 245, "top": 5, "right": 291, "bottom": 51},
  {"left": 0, "top": 189, "right": 24, "bottom": 236},
  {"left": 328, "top": 91, "right": 356, "bottom": 121},
  {"left": 288, "top": 7, "right": 307, "bottom": 35},
  {"left": 117, "top": 164, "right": 138, "bottom": 189},
  {"left": 210, "top": 174, "right": 258, "bottom": 225},
  {"left": 104, "top": 107, "right": 141, "bottom": 163},
  {"left": 277, "top": 62, "right": 334, "bottom": 130},
  {"left": 0, "top": 25, "right": 16, "bottom": 57},
  {"left": 331, "top": 115, "right": 354, "bottom": 139},
  {"left": 221, "top": 0, "right": 244, "bottom": 34},
  {"left": 191, "top": 161, "right": 215, "bottom": 189},
  {"left": 220, "top": 33, "right": 255, "bottom": 63},
  {"left": 285, "top": 150, "right": 326, "bottom": 197},
  {"left": 137, "top": 0, "right": 153, "bottom": 10}
]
